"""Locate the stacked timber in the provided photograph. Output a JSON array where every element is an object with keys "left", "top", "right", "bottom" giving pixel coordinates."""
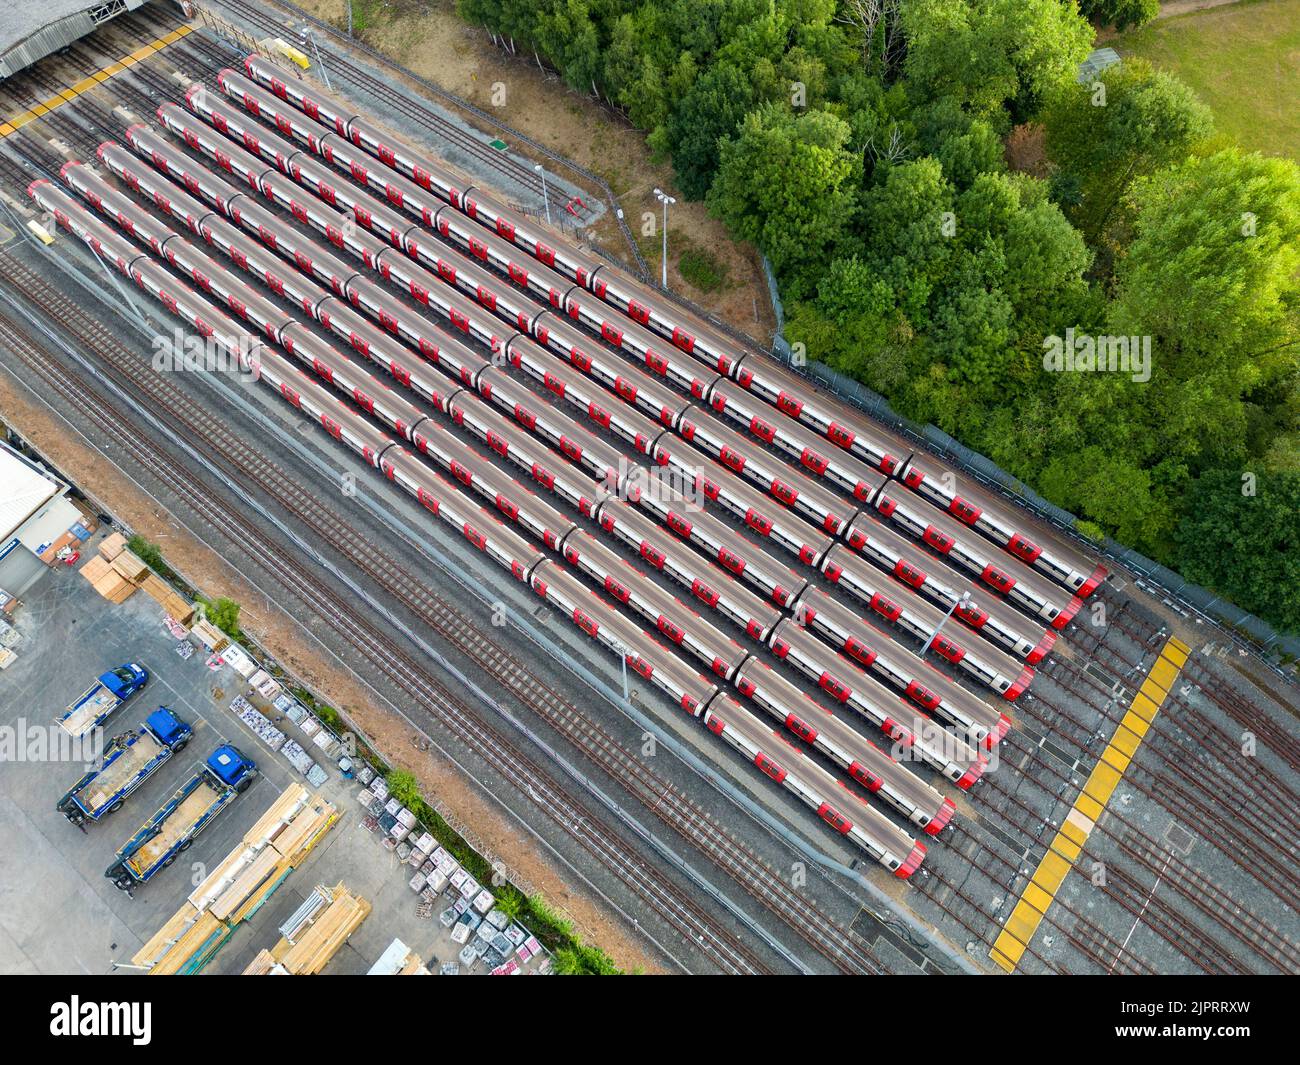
[
  {"left": 241, "top": 949, "right": 286, "bottom": 975},
  {"left": 132, "top": 784, "right": 338, "bottom": 974},
  {"left": 140, "top": 573, "right": 195, "bottom": 625},
  {"left": 98, "top": 532, "right": 126, "bottom": 561},
  {"left": 80, "top": 538, "right": 180, "bottom": 608},
  {"left": 79, "top": 555, "right": 135, "bottom": 604},
  {"left": 266, "top": 883, "right": 371, "bottom": 975},
  {"left": 190, "top": 618, "right": 230, "bottom": 653}
]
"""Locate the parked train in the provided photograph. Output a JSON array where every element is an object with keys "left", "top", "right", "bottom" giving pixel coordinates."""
[
  {"left": 239, "top": 55, "right": 1109, "bottom": 603},
  {"left": 115, "top": 115, "right": 1056, "bottom": 681},
  {"left": 66, "top": 151, "right": 991, "bottom": 779},
  {"left": 104, "top": 123, "right": 1031, "bottom": 752},
  {"left": 31, "top": 176, "right": 930, "bottom": 876},
  {"left": 158, "top": 92, "right": 1087, "bottom": 678},
  {"left": 178, "top": 85, "right": 1089, "bottom": 637}
]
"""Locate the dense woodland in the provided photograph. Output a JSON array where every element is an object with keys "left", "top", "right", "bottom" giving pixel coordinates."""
[{"left": 456, "top": 0, "right": 1300, "bottom": 634}]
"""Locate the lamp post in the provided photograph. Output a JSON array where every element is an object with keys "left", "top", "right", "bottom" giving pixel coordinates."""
[
  {"left": 534, "top": 163, "right": 551, "bottom": 226},
  {"left": 653, "top": 187, "right": 675, "bottom": 289},
  {"left": 300, "top": 28, "right": 331, "bottom": 91},
  {"left": 923, "top": 591, "right": 972, "bottom": 655}
]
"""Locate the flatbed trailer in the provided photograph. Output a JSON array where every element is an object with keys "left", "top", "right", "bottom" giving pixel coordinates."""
[
  {"left": 58, "top": 663, "right": 149, "bottom": 737},
  {"left": 57, "top": 709, "right": 192, "bottom": 825},
  {"left": 106, "top": 745, "right": 256, "bottom": 892}
]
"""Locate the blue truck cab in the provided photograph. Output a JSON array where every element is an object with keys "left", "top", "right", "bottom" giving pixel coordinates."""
[
  {"left": 104, "top": 744, "right": 257, "bottom": 893},
  {"left": 58, "top": 663, "right": 150, "bottom": 737},
  {"left": 56, "top": 708, "right": 192, "bottom": 825}
]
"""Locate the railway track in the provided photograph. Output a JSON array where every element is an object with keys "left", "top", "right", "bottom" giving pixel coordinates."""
[
  {"left": 0, "top": 266, "right": 768, "bottom": 977},
  {"left": 0, "top": 247, "right": 899, "bottom": 975},
  {"left": 1033, "top": 661, "right": 1300, "bottom": 911},
  {"left": 0, "top": 4, "right": 1289, "bottom": 977},
  {"left": 201, "top": 2, "right": 582, "bottom": 227},
  {"left": 971, "top": 724, "right": 1296, "bottom": 974}
]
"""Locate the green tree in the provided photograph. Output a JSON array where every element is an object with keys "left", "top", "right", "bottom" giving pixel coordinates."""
[
  {"left": 1108, "top": 148, "right": 1300, "bottom": 468},
  {"left": 532, "top": 0, "right": 603, "bottom": 94},
  {"left": 386, "top": 768, "right": 421, "bottom": 808},
  {"left": 1077, "top": 0, "right": 1160, "bottom": 32},
  {"left": 899, "top": 0, "right": 1092, "bottom": 123},
  {"left": 665, "top": 61, "right": 765, "bottom": 198},
  {"left": 201, "top": 596, "right": 241, "bottom": 638},
  {"left": 708, "top": 104, "right": 862, "bottom": 299},
  {"left": 1044, "top": 59, "right": 1214, "bottom": 248},
  {"left": 1175, "top": 471, "right": 1300, "bottom": 634}
]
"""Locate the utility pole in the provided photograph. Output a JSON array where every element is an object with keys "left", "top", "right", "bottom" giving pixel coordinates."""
[
  {"left": 653, "top": 188, "right": 675, "bottom": 289},
  {"left": 300, "top": 28, "right": 331, "bottom": 91},
  {"left": 923, "top": 591, "right": 972, "bottom": 655},
  {"left": 534, "top": 163, "right": 551, "bottom": 225}
]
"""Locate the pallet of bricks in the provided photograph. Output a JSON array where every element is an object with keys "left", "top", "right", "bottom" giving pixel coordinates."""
[
  {"left": 79, "top": 532, "right": 194, "bottom": 622},
  {"left": 131, "top": 784, "right": 338, "bottom": 974},
  {"left": 242, "top": 882, "right": 371, "bottom": 975}
]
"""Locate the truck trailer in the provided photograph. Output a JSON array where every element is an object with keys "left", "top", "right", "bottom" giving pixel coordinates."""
[
  {"left": 56, "top": 708, "right": 192, "bottom": 826},
  {"left": 58, "top": 663, "right": 149, "bottom": 738},
  {"left": 105, "top": 745, "right": 256, "bottom": 893}
]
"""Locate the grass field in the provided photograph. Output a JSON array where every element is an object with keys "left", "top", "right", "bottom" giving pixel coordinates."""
[{"left": 1115, "top": 0, "right": 1300, "bottom": 160}]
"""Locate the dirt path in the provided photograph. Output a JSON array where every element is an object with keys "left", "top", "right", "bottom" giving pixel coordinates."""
[
  {"left": 286, "top": 0, "right": 776, "bottom": 339},
  {"left": 1156, "top": 0, "right": 1244, "bottom": 18},
  {"left": 0, "top": 367, "right": 664, "bottom": 973}
]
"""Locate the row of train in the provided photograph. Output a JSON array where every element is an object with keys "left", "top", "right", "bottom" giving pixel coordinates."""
[
  {"left": 31, "top": 176, "right": 929, "bottom": 877},
  {"left": 182, "top": 68, "right": 1105, "bottom": 638},
  {"left": 92, "top": 129, "right": 1024, "bottom": 755},
  {"left": 148, "top": 75, "right": 1092, "bottom": 668},
  {"left": 21, "top": 54, "right": 1104, "bottom": 880},
  {"left": 235, "top": 55, "right": 1108, "bottom": 603}
]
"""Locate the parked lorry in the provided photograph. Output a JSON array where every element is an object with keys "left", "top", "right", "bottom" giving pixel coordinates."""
[
  {"left": 58, "top": 663, "right": 149, "bottom": 737},
  {"left": 56, "top": 708, "right": 193, "bottom": 826},
  {"left": 104, "top": 745, "right": 256, "bottom": 892}
]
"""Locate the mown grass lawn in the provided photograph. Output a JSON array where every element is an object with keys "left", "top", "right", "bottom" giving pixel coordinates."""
[{"left": 1115, "top": 0, "right": 1300, "bottom": 160}]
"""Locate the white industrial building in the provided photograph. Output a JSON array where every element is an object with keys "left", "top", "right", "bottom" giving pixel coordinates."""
[{"left": 0, "top": 441, "right": 93, "bottom": 600}]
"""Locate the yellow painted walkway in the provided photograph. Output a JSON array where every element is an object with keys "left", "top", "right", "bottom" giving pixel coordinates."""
[
  {"left": 989, "top": 636, "right": 1192, "bottom": 973},
  {"left": 0, "top": 26, "right": 192, "bottom": 139}
]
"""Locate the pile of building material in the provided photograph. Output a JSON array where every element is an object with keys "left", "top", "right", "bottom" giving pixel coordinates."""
[
  {"left": 79, "top": 555, "right": 135, "bottom": 604},
  {"left": 0, "top": 617, "right": 18, "bottom": 669},
  {"left": 246, "top": 882, "right": 370, "bottom": 975},
  {"left": 139, "top": 573, "right": 195, "bottom": 625},
  {"left": 190, "top": 617, "right": 230, "bottom": 653},
  {"left": 80, "top": 535, "right": 190, "bottom": 612},
  {"left": 131, "top": 784, "right": 338, "bottom": 974},
  {"left": 367, "top": 938, "right": 430, "bottom": 975}
]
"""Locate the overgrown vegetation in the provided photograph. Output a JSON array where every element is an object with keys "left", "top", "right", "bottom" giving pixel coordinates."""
[
  {"left": 126, "top": 535, "right": 184, "bottom": 587},
  {"left": 456, "top": 0, "right": 1300, "bottom": 634},
  {"left": 196, "top": 595, "right": 242, "bottom": 639},
  {"left": 384, "top": 770, "right": 622, "bottom": 973},
  {"left": 677, "top": 242, "right": 728, "bottom": 293}
]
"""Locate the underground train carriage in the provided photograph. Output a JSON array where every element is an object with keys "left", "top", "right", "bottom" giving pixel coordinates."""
[
  {"left": 32, "top": 177, "right": 940, "bottom": 877},
  {"left": 236, "top": 55, "right": 1108, "bottom": 602}
]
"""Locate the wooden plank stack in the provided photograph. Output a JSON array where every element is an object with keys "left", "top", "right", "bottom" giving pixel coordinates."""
[
  {"left": 267, "top": 883, "right": 371, "bottom": 975},
  {"left": 79, "top": 554, "right": 136, "bottom": 604},
  {"left": 79, "top": 537, "right": 147, "bottom": 605},
  {"left": 190, "top": 617, "right": 230, "bottom": 653},
  {"left": 131, "top": 784, "right": 338, "bottom": 974},
  {"left": 139, "top": 572, "right": 195, "bottom": 625}
]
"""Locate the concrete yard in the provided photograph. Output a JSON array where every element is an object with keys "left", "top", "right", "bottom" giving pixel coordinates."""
[{"left": 0, "top": 539, "right": 538, "bottom": 975}]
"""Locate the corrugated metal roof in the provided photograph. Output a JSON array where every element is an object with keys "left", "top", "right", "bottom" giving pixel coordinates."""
[
  {"left": 0, "top": 1, "right": 144, "bottom": 81},
  {"left": 0, "top": 445, "right": 58, "bottom": 541}
]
